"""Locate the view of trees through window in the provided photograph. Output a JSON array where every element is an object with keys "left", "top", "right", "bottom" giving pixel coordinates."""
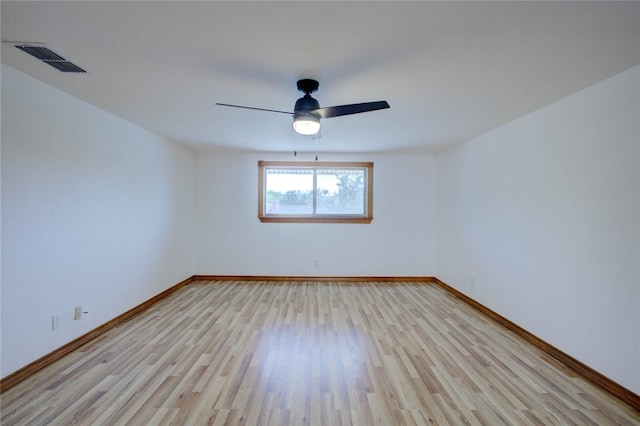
[{"left": 265, "top": 167, "right": 366, "bottom": 216}]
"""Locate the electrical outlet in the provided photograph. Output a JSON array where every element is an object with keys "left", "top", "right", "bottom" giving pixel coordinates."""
[
  {"left": 52, "top": 314, "right": 61, "bottom": 330},
  {"left": 74, "top": 306, "right": 82, "bottom": 320}
]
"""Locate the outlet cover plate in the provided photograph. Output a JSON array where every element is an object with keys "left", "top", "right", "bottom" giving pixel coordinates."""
[{"left": 52, "top": 314, "right": 61, "bottom": 330}]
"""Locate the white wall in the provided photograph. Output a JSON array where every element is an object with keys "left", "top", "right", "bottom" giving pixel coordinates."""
[
  {"left": 435, "top": 65, "right": 640, "bottom": 393},
  {"left": 195, "top": 152, "right": 435, "bottom": 277},
  {"left": 1, "top": 65, "right": 195, "bottom": 377}
]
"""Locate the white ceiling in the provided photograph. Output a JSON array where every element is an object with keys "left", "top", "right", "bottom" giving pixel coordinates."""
[{"left": 2, "top": 1, "right": 639, "bottom": 154}]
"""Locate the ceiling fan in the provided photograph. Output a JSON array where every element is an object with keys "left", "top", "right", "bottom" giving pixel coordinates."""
[{"left": 216, "top": 79, "right": 390, "bottom": 136}]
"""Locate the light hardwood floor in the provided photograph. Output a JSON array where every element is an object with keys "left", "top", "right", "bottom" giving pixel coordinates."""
[{"left": 1, "top": 280, "right": 639, "bottom": 425}]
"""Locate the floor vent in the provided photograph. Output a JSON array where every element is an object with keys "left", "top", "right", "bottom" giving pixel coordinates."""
[{"left": 15, "top": 45, "right": 86, "bottom": 73}]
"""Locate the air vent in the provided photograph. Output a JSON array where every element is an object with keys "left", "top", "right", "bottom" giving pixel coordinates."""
[{"left": 15, "top": 45, "right": 86, "bottom": 73}]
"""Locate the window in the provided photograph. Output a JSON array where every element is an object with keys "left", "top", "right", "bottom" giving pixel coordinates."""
[{"left": 258, "top": 161, "right": 373, "bottom": 223}]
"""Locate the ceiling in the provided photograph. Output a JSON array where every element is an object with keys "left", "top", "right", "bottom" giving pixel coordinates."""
[{"left": 2, "top": 1, "right": 639, "bottom": 155}]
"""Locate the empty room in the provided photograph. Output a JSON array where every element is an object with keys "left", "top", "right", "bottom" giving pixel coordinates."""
[{"left": 1, "top": 1, "right": 639, "bottom": 424}]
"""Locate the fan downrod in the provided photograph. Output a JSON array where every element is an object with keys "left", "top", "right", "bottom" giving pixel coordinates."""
[{"left": 297, "top": 79, "right": 319, "bottom": 95}]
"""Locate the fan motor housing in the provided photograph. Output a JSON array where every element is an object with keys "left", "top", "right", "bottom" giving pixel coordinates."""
[{"left": 294, "top": 95, "right": 320, "bottom": 113}]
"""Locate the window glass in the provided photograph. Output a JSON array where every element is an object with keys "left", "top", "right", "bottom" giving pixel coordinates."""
[
  {"left": 265, "top": 168, "right": 313, "bottom": 215},
  {"left": 317, "top": 168, "right": 365, "bottom": 215}
]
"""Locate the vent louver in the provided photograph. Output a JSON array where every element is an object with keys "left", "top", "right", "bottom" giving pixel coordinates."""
[{"left": 15, "top": 45, "right": 86, "bottom": 73}]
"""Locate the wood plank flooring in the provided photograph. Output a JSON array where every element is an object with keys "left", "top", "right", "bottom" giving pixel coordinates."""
[{"left": 2, "top": 280, "right": 639, "bottom": 425}]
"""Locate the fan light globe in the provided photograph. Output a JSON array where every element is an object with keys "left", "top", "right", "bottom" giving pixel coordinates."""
[{"left": 293, "top": 115, "right": 320, "bottom": 136}]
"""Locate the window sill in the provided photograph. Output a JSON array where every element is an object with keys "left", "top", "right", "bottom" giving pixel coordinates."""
[{"left": 259, "top": 216, "right": 373, "bottom": 224}]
